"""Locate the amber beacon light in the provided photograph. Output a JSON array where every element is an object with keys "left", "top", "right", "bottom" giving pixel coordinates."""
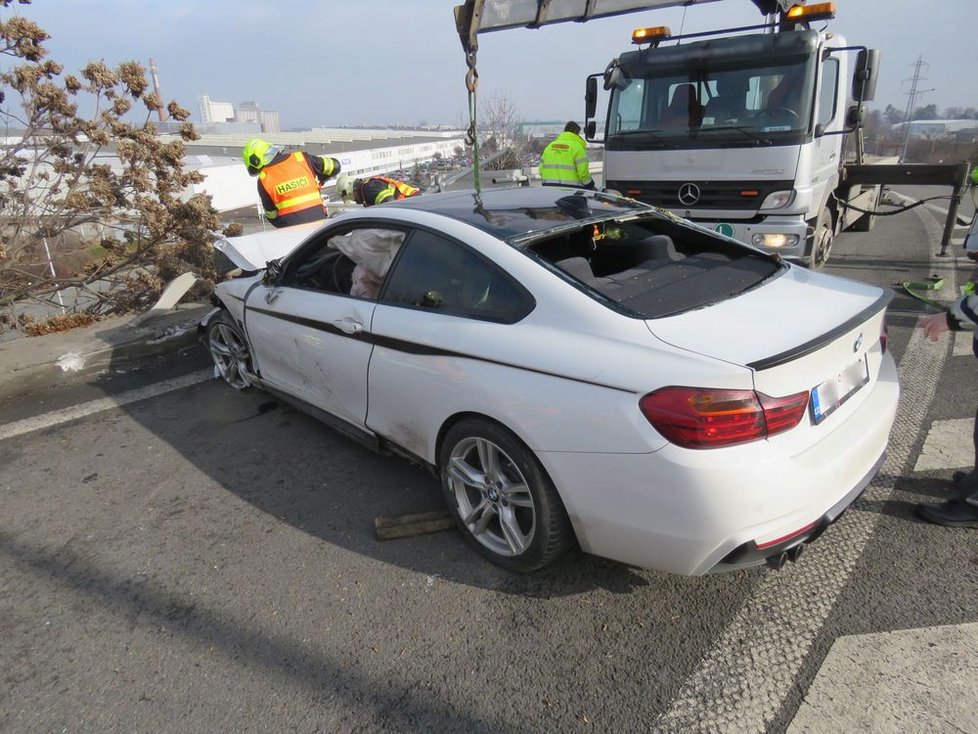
[
  {"left": 631, "top": 26, "right": 672, "bottom": 45},
  {"left": 786, "top": 3, "right": 837, "bottom": 22}
]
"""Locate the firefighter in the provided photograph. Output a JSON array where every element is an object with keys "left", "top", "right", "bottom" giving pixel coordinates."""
[
  {"left": 336, "top": 174, "right": 420, "bottom": 207},
  {"left": 242, "top": 138, "right": 342, "bottom": 228},
  {"left": 916, "top": 168, "right": 978, "bottom": 528},
  {"left": 539, "top": 121, "right": 595, "bottom": 190}
]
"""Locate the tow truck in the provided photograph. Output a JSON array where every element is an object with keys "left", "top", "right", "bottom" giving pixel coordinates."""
[{"left": 454, "top": 0, "right": 971, "bottom": 268}]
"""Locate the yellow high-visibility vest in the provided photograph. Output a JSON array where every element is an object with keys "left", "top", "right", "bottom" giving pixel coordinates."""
[{"left": 539, "top": 131, "right": 591, "bottom": 186}]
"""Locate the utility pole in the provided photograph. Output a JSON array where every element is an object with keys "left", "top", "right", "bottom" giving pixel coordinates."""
[{"left": 900, "top": 56, "right": 934, "bottom": 163}]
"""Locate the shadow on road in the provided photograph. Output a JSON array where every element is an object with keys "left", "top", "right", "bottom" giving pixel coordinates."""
[{"left": 97, "top": 350, "right": 762, "bottom": 600}]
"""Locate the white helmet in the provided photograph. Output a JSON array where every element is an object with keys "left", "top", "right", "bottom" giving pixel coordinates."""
[{"left": 336, "top": 174, "right": 356, "bottom": 202}]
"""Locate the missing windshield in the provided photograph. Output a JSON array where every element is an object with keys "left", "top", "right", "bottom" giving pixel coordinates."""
[{"left": 527, "top": 216, "right": 783, "bottom": 319}]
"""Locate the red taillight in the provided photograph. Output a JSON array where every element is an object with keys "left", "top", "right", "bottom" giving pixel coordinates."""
[
  {"left": 757, "top": 390, "right": 810, "bottom": 435},
  {"left": 639, "top": 386, "right": 810, "bottom": 449}
]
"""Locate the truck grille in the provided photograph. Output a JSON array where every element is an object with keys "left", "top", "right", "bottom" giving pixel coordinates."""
[{"left": 608, "top": 180, "right": 794, "bottom": 211}]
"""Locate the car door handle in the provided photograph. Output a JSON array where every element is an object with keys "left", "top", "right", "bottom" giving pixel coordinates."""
[{"left": 333, "top": 318, "right": 363, "bottom": 335}]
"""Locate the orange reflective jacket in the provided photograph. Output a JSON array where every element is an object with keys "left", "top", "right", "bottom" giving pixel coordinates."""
[
  {"left": 259, "top": 152, "right": 324, "bottom": 218},
  {"left": 374, "top": 176, "right": 420, "bottom": 204}
]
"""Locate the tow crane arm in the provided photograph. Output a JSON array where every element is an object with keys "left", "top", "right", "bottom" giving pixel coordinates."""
[{"left": 455, "top": 0, "right": 798, "bottom": 41}]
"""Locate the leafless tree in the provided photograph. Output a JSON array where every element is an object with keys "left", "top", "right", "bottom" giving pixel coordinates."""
[
  {"left": 0, "top": 0, "right": 219, "bottom": 335},
  {"left": 478, "top": 91, "right": 531, "bottom": 171}
]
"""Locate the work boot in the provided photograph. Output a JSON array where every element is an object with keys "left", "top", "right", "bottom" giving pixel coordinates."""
[
  {"left": 950, "top": 469, "right": 978, "bottom": 496},
  {"left": 916, "top": 498, "right": 978, "bottom": 528}
]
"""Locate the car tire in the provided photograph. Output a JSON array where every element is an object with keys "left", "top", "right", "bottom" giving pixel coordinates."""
[
  {"left": 808, "top": 207, "right": 834, "bottom": 269},
  {"left": 206, "top": 310, "right": 253, "bottom": 390},
  {"left": 440, "top": 418, "right": 572, "bottom": 573}
]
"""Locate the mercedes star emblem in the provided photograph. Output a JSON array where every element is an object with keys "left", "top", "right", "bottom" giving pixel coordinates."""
[{"left": 678, "top": 183, "right": 700, "bottom": 206}]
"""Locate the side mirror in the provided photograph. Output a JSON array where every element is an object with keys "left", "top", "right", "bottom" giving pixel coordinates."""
[
  {"left": 585, "top": 121, "right": 596, "bottom": 140},
  {"left": 603, "top": 59, "right": 623, "bottom": 91},
  {"left": 852, "top": 49, "right": 880, "bottom": 103},
  {"left": 262, "top": 258, "right": 282, "bottom": 286},
  {"left": 585, "top": 76, "right": 597, "bottom": 119}
]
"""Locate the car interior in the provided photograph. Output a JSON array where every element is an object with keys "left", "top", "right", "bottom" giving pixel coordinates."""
[{"left": 527, "top": 217, "right": 782, "bottom": 318}]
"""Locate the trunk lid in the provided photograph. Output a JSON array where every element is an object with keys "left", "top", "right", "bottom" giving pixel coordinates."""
[{"left": 647, "top": 267, "right": 891, "bottom": 399}]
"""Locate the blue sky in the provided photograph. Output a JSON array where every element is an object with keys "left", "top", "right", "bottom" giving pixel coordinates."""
[{"left": 6, "top": 1, "right": 974, "bottom": 129}]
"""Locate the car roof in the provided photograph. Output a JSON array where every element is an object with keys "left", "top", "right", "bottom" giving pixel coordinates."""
[{"left": 389, "top": 186, "right": 656, "bottom": 244}]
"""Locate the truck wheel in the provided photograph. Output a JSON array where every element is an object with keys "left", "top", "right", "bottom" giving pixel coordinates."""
[
  {"left": 851, "top": 188, "right": 881, "bottom": 232},
  {"left": 809, "top": 207, "right": 834, "bottom": 269}
]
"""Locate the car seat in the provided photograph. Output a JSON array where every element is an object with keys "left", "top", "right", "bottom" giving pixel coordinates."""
[{"left": 661, "top": 84, "right": 704, "bottom": 128}]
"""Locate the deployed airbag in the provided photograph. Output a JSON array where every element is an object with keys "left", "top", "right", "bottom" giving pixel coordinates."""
[{"left": 328, "top": 229, "right": 406, "bottom": 298}]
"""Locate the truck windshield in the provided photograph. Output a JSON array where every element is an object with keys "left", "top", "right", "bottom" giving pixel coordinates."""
[{"left": 607, "top": 56, "right": 815, "bottom": 148}]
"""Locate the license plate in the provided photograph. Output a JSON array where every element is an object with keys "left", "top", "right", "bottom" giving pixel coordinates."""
[{"left": 810, "top": 355, "right": 869, "bottom": 425}]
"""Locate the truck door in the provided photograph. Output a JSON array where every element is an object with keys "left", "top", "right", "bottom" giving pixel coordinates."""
[{"left": 811, "top": 56, "right": 842, "bottom": 196}]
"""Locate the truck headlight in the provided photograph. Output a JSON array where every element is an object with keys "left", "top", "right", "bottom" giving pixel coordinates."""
[
  {"left": 751, "top": 233, "right": 799, "bottom": 248},
  {"left": 759, "top": 190, "right": 795, "bottom": 210}
]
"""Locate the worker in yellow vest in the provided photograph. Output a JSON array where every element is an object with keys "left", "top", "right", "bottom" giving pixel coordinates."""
[
  {"left": 336, "top": 174, "right": 421, "bottom": 207},
  {"left": 242, "top": 138, "right": 342, "bottom": 227},
  {"left": 539, "top": 121, "right": 595, "bottom": 190}
]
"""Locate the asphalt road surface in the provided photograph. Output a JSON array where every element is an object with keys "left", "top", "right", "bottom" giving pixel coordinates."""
[{"left": 0, "top": 185, "right": 975, "bottom": 732}]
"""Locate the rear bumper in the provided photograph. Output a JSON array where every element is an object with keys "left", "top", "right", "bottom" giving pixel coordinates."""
[
  {"left": 537, "top": 352, "right": 899, "bottom": 576},
  {"left": 710, "top": 448, "right": 884, "bottom": 572}
]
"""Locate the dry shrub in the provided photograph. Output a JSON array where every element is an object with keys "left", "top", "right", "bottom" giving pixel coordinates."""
[
  {"left": 19, "top": 312, "right": 97, "bottom": 336},
  {"left": 0, "top": 2, "right": 220, "bottom": 334}
]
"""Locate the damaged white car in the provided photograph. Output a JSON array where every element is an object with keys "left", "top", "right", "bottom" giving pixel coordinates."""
[{"left": 203, "top": 186, "right": 899, "bottom": 575}]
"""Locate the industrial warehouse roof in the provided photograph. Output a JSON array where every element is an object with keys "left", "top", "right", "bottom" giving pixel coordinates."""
[{"left": 154, "top": 129, "right": 467, "bottom": 166}]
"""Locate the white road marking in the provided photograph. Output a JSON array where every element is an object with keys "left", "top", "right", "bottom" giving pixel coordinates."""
[
  {"left": 654, "top": 204, "right": 950, "bottom": 732},
  {"left": 913, "top": 418, "right": 974, "bottom": 472},
  {"left": 954, "top": 330, "right": 975, "bottom": 357},
  {"left": 788, "top": 623, "right": 978, "bottom": 732},
  {"left": 0, "top": 369, "right": 214, "bottom": 442}
]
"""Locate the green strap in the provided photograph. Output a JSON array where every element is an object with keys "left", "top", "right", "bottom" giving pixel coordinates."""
[{"left": 901, "top": 275, "right": 945, "bottom": 309}]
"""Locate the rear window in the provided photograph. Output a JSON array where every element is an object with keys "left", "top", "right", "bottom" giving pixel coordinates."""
[{"left": 526, "top": 216, "right": 782, "bottom": 318}]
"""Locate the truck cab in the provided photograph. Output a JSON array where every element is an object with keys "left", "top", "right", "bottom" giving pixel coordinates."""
[{"left": 592, "top": 19, "right": 879, "bottom": 267}]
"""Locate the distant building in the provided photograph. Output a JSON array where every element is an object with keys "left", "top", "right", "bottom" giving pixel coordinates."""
[
  {"left": 198, "top": 95, "right": 234, "bottom": 124},
  {"left": 236, "top": 101, "right": 280, "bottom": 134},
  {"left": 197, "top": 96, "right": 281, "bottom": 134},
  {"left": 893, "top": 119, "right": 978, "bottom": 138},
  {"left": 519, "top": 120, "right": 606, "bottom": 140}
]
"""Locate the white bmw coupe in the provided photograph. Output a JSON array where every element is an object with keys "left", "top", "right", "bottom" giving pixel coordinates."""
[{"left": 204, "top": 186, "right": 898, "bottom": 575}]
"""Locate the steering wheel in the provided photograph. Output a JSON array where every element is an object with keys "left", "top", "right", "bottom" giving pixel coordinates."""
[
  {"left": 330, "top": 252, "right": 358, "bottom": 294},
  {"left": 754, "top": 107, "right": 799, "bottom": 122},
  {"left": 331, "top": 253, "right": 347, "bottom": 292}
]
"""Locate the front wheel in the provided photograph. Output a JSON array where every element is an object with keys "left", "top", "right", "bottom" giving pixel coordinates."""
[
  {"left": 206, "top": 310, "right": 253, "bottom": 390},
  {"left": 440, "top": 419, "right": 572, "bottom": 573},
  {"left": 809, "top": 207, "right": 834, "bottom": 269}
]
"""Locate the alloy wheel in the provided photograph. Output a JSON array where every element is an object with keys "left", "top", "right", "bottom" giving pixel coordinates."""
[
  {"left": 208, "top": 321, "right": 252, "bottom": 390},
  {"left": 447, "top": 436, "right": 536, "bottom": 557}
]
